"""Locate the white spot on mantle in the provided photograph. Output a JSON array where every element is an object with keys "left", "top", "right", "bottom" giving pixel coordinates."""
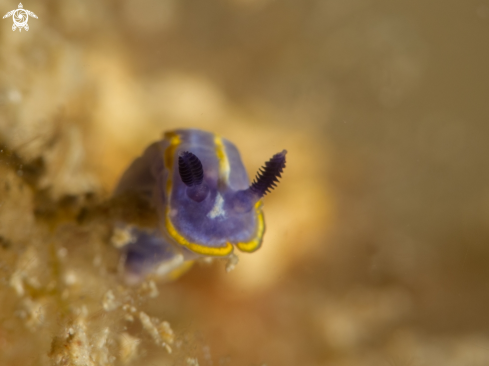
[{"left": 207, "top": 193, "right": 225, "bottom": 219}]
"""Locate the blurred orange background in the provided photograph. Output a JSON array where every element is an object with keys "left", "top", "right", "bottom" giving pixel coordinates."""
[{"left": 1, "top": 0, "right": 489, "bottom": 365}]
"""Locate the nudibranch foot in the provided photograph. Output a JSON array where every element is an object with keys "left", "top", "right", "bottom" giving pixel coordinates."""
[{"left": 122, "top": 227, "right": 193, "bottom": 285}]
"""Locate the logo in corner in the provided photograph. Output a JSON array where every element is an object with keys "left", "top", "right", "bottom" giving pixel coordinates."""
[{"left": 3, "top": 3, "right": 37, "bottom": 32}]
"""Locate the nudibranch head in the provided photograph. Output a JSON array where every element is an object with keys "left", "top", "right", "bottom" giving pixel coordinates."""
[
  {"left": 113, "top": 128, "right": 288, "bottom": 282},
  {"left": 159, "top": 129, "right": 287, "bottom": 256}
]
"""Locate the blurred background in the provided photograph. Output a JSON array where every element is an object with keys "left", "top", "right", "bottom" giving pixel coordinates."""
[{"left": 1, "top": 0, "right": 489, "bottom": 365}]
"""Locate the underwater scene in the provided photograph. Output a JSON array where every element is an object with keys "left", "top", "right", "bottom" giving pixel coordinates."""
[{"left": 0, "top": 0, "right": 488, "bottom": 365}]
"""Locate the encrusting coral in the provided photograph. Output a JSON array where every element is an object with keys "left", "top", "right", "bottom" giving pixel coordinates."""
[{"left": 0, "top": 139, "right": 179, "bottom": 365}]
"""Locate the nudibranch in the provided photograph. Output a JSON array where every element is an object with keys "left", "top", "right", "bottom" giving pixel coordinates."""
[{"left": 113, "top": 129, "right": 286, "bottom": 284}]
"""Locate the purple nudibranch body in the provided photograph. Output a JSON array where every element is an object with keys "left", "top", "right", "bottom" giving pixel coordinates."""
[{"left": 113, "top": 129, "right": 286, "bottom": 283}]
